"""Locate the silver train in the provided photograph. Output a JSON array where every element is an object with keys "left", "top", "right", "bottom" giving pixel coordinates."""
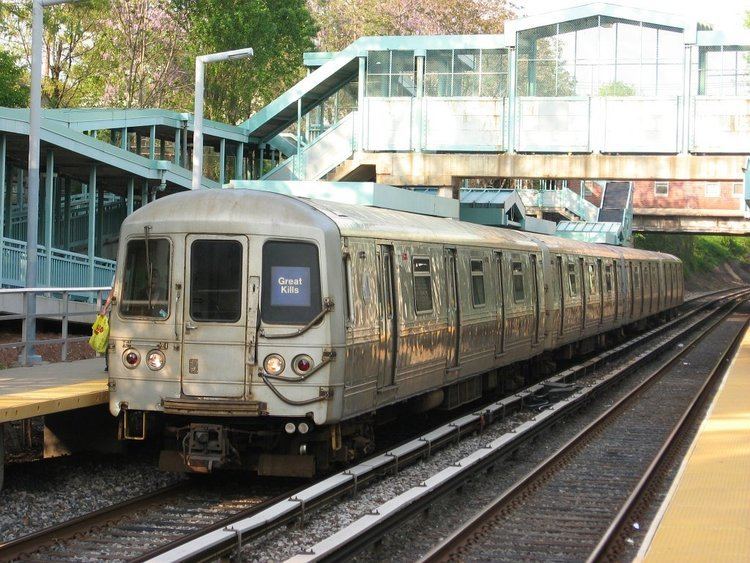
[{"left": 108, "top": 190, "right": 683, "bottom": 476}]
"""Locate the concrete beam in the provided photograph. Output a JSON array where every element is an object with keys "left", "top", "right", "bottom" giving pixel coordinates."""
[
  {"left": 633, "top": 215, "right": 750, "bottom": 235},
  {"left": 350, "top": 152, "right": 748, "bottom": 185}
]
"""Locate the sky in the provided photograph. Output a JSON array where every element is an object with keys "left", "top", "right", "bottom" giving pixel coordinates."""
[{"left": 519, "top": 0, "right": 749, "bottom": 32}]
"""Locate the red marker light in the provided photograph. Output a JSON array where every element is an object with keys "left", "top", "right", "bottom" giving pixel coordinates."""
[{"left": 297, "top": 358, "right": 311, "bottom": 372}]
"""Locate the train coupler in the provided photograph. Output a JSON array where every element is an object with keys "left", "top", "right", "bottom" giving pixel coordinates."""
[{"left": 182, "top": 423, "right": 231, "bottom": 473}]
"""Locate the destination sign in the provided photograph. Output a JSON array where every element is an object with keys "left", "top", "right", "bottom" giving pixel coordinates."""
[{"left": 271, "top": 266, "right": 311, "bottom": 307}]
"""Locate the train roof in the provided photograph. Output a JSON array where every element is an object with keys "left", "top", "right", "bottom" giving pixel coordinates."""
[{"left": 121, "top": 190, "right": 679, "bottom": 262}]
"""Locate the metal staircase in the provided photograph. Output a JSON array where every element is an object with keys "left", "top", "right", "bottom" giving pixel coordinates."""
[{"left": 556, "top": 181, "right": 634, "bottom": 245}]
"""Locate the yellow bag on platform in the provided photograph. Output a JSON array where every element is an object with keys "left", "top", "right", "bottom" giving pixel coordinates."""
[{"left": 89, "top": 314, "right": 110, "bottom": 353}]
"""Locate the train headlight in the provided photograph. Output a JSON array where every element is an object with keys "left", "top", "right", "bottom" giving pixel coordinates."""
[
  {"left": 293, "top": 354, "right": 314, "bottom": 375},
  {"left": 263, "top": 353, "right": 285, "bottom": 375},
  {"left": 123, "top": 349, "right": 140, "bottom": 369},
  {"left": 146, "top": 350, "right": 166, "bottom": 371}
]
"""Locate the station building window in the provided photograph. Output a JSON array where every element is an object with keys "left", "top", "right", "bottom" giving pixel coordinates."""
[
  {"left": 412, "top": 257, "right": 433, "bottom": 313},
  {"left": 424, "top": 49, "right": 508, "bottom": 97},
  {"left": 733, "top": 182, "right": 744, "bottom": 197},
  {"left": 705, "top": 182, "right": 721, "bottom": 198},
  {"left": 654, "top": 182, "right": 669, "bottom": 197},
  {"left": 699, "top": 46, "right": 750, "bottom": 96},
  {"left": 517, "top": 17, "right": 684, "bottom": 97},
  {"left": 366, "top": 50, "right": 416, "bottom": 97}
]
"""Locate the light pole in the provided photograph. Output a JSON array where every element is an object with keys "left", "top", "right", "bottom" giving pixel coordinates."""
[
  {"left": 24, "top": 0, "right": 79, "bottom": 365},
  {"left": 191, "top": 47, "right": 254, "bottom": 191}
]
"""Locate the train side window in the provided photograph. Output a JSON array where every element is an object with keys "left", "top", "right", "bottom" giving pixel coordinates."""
[
  {"left": 605, "top": 265, "right": 613, "bottom": 293},
  {"left": 413, "top": 257, "right": 433, "bottom": 313},
  {"left": 261, "top": 241, "right": 322, "bottom": 325},
  {"left": 567, "top": 262, "right": 578, "bottom": 296},
  {"left": 512, "top": 261, "right": 525, "bottom": 302},
  {"left": 470, "top": 259, "right": 486, "bottom": 307},
  {"left": 343, "top": 254, "right": 353, "bottom": 324},
  {"left": 588, "top": 263, "right": 597, "bottom": 294}
]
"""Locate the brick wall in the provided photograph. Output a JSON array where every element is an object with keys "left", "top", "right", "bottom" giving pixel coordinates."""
[{"left": 633, "top": 180, "right": 745, "bottom": 215}]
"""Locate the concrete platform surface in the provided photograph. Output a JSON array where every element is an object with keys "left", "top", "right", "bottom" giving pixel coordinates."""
[
  {"left": 638, "top": 327, "right": 750, "bottom": 562},
  {"left": 0, "top": 358, "right": 107, "bottom": 424}
]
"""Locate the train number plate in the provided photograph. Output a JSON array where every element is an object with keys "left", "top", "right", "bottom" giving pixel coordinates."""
[{"left": 189, "top": 358, "right": 199, "bottom": 374}]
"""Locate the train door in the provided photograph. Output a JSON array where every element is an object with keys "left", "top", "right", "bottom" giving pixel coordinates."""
[
  {"left": 181, "top": 234, "right": 249, "bottom": 398},
  {"left": 445, "top": 248, "right": 460, "bottom": 370},
  {"left": 579, "top": 257, "right": 586, "bottom": 331},
  {"left": 597, "top": 258, "right": 604, "bottom": 324},
  {"left": 494, "top": 251, "right": 505, "bottom": 355},
  {"left": 628, "top": 262, "right": 635, "bottom": 319},
  {"left": 377, "top": 245, "right": 398, "bottom": 389},
  {"left": 556, "top": 255, "right": 564, "bottom": 336},
  {"left": 530, "top": 254, "right": 541, "bottom": 344}
]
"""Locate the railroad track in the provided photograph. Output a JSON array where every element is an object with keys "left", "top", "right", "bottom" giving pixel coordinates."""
[
  {"left": 1, "top": 288, "right": 744, "bottom": 562},
  {"left": 0, "top": 478, "right": 293, "bottom": 561},
  {"left": 139, "top": 290, "right": 750, "bottom": 562},
  {"left": 421, "top": 304, "right": 749, "bottom": 562}
]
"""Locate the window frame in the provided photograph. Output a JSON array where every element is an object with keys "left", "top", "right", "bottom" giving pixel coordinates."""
[
  {"left": 567, "top": 261, "right": 578, "bottom": 297},
  {"left": 511, "top": 259, "right": 525, "bottom": 303},
  {"left": 705, "top": 182, "right": 721, "bottom": 198},
  {"left": 412, "top": 256, "right": 434, "bottom": 314},
  {"left": 654, "top": 181, "right": 669, "bottom": 197},
  {"left": 605, "top": 264, "right": 613, "bottom": 293},
  {"left": 470, "top": 258, "right": 486, "bottom": 308},
  {"left": 189, "top": 238, "right": 244, "bottom": 324},
  {"left": 261, "top": 239, "right": 323, "bottom": 326},
  {"left": 118, "top": 236, "right": 172, "bottom": 321}
]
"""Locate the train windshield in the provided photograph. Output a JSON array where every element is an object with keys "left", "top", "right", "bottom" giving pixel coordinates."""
[
  {"left": 120, "top": 238, "right": 171, "bottom": 318},
  {"left": 261, "top": 241, "right": 321, "bottom": 325}
]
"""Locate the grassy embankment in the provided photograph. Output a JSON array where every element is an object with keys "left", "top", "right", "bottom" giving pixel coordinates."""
[{"left": 635, "top": 234, "right": 750, "bottom": 290}]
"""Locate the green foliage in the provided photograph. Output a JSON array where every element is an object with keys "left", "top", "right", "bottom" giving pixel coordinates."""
[
  {"left": 599, "top": 80, "right": 635, "bottom": 97},
  {"left": 635, "top": 234, "right": 750, "bottom": 277},
  {"left": 0, "top": 49, "right": 28, "bottom": 107},
  {"left": 177, "top": 0, "right": 317, "bottom": 123}
]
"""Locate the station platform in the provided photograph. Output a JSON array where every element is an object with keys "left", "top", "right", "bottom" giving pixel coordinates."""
[
  {"left": 639, "top": 327, "right": 750, "bottom": 562},
  {"left": 0, "top": 359, "right": 107, "bottom": 424}
]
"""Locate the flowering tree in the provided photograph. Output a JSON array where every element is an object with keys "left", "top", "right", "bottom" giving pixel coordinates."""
[
  {"left": 308, "top": 0, "right": 515, "bottom": 51},
  {"left": 89, "top": 0, "right": 190, "bottom": 109}
]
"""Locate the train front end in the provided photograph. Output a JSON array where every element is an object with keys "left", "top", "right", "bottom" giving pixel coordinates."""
[{"left": 107, "top": 190, "right": 346, "bottom": 477}]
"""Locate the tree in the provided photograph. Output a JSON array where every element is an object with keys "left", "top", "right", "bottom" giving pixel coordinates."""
[
  {"left": 0, "top": 49, "right": 28, "bottom": 107},
  {"left": 87, "top": 0, "right": 191, "bottom": 109},
  {"left": 307, "top": 0, "right": 514, "bottom": 51},
  {"left": 177, "top": 0, "right": 318, "bottom": 123},
  {"left": 599, "top": 80, "right": 635, "bottom": 97},
  {"left": 0, "top": 0, "right": 107, "bottom": 107}
]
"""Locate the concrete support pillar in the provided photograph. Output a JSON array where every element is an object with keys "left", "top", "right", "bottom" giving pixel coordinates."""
[
  {"left": 44, "top": 150, "right": 54, "bottom": 285},
  {"left": 259, "top": 145, "right": 265, "bottom": 178},
  {"left": 507, "top": 46, "right": 517, "bottom": 153},
  {"left": 87, "top": 165, "right": 97, "bottom": 287},
  {"left": 127, "top": 177, "right": 135, "bottom": 215},
  {"left": 414, "top": 53, "right": 425, "bottom": 152},
  {"left": 17, "top": 168, "right": 24, "bottom": 219},
  {"left": 120, "top": 128, "right": 128, "bottom": 151},
  {"left": 357, "top": 55, "right": 367, "bottom": 150},
  {"left": 149, "top": 125, "right": 156, "bottom": 160},
  {"left": 219, "top": 138, "right": 226, "bottom": 186},
  {"left": 141, "top": 181, "right": 148, "bottom": 207},
  {"left": 182, "top": 127, "right": 189, "bottom": 170},
  {"left": 174, "top": 127, "right": 181, "bottom": 167},
  {"left": 235, "top": 142, "right": 245, "bottom": 180}
]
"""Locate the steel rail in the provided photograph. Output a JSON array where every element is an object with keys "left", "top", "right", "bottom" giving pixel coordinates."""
[
  {"left": 420, "top": 302, "right": 748, "bottom": 563},
  {"left": 0, "top": 481, "right": 192, "bottom": 561},
  {"left": 146, "top": 290, "right": 750, "bottom": 563},
  {"left": 588, "top": 315, "right": 750, "bottom": 562}
]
